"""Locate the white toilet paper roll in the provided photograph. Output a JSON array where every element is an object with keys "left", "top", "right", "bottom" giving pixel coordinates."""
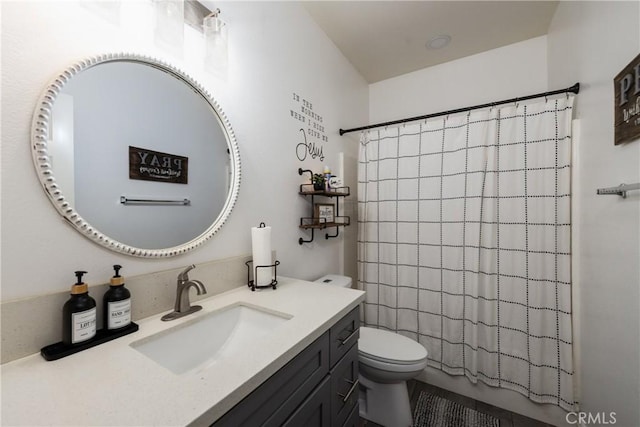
[{"left": 251, "top": 225, "right": 273, "bottom": 286}]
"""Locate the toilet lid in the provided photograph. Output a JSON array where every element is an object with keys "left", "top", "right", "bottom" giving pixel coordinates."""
[{"left": 359, "top": 327, "right": 428, "bottom": 365}]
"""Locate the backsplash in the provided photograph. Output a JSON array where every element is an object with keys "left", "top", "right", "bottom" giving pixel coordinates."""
[{"left": 1, "top": 254, "right": 251, "bottom": 364}]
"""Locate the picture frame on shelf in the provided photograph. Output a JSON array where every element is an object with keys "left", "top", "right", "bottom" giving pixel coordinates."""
[{"left": 314, "top": 203, "right": 335, "bottom": 224}]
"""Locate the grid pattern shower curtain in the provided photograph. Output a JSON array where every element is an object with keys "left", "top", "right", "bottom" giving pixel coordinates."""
[{"left": 357, "top": 97, "right": 576, "bottom": 410}]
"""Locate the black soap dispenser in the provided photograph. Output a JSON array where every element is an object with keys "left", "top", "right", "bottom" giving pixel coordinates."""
[
  {"left": 62, "top": 271, "right": 97, "bottom": 345},
  {"left": 103, "top": 264, "right": 131, "bottom": 331}
]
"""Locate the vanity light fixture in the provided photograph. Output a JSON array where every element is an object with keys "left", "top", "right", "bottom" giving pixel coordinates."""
[
  {"left": 426, "top": 34, "right": 451, "bottom": 50},
  {"left": 153, "top": 0, "right": 185, "bottom": 57},
  {"left": 203, "top": 8, "right": 228, "bottom": 78},
  {"left": 81, "top": 1, "right": 121, "bottom": 26}
]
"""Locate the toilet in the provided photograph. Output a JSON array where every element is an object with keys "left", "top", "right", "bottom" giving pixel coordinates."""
[{"left": 315, "top": 275, "right": 429, "bottom": 427}]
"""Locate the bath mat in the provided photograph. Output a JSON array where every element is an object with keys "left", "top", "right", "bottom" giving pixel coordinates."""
[{"left": 413, "top": 391, "right": 499, "bottom": 427}]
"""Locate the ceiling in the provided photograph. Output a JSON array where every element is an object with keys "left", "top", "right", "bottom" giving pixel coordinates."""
[{"left": 303, "top": 1, "right": 559, "bottom": 83}]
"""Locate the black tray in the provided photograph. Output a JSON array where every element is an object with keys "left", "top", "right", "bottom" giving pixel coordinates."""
[{"left": 41, "top": 322, "right": 139, "bottom": 361}]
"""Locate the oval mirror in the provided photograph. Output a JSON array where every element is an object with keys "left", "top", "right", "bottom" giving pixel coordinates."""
[{"left": 31, "top": 53, "right": 241, "bottom": 257}]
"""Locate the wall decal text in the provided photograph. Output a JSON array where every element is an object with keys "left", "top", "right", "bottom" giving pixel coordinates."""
[{"left": 291, "top": 92, "right": 326, "bottom": 161}]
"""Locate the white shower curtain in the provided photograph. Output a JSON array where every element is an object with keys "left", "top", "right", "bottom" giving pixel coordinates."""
[{"left": 357, "top": 97, "right": 576, "bottom": 410}]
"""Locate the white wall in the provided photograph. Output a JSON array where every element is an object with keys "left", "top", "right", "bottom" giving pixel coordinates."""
[
  {"left": 0, "top": 1, "right": 368, "bottom": 301},
  {"left": 547, "top": 2, "right": 640, "bottom": 426},
  {"left": 370, "top": 35, "right": 548, "bottom": 124}
]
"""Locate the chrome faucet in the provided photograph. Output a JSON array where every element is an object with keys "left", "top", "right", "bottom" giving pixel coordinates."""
[{"left": 161, "top": 264, "right": 207, "bottom": 321}]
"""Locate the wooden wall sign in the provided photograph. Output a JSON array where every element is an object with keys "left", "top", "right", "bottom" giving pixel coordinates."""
[
  {"left": 129, "top": 146, "right": 188, "bottom": 184},
  {"left": 614, "top": 53, "right": 640, "bottom": 145}
]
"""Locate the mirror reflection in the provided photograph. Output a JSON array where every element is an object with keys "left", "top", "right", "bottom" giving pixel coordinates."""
[{"left": 34, "top": 55, "right": 240, "bottom": 256}]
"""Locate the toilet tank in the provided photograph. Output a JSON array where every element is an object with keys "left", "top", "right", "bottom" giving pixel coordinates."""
[{"left": 314, "top": 274, "right": 352, "bottom": 288}]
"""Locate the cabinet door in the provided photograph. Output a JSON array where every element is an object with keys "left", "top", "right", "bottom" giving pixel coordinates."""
[
  {"left": 213, "top": 332, "right": 329, "bottom": 427},
  {"left": 282, "top": 376, "right": 331, "bottom": 427},
  {"left": 330, "top": 343, "right": 359, "bottom": 427},
  {"left": 341, "top": 403, "right": 361, "bottom": 427},
  {"left": 329, "top": 307, "right": 360, "bottom": 367}
]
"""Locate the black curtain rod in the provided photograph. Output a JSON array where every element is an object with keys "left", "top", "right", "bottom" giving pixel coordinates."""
[{"left": 339, "top": 82, "right": 580, "bottom": 136}]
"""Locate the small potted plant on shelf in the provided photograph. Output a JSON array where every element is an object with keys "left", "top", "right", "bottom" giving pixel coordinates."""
[{"left": 312, "top": 173, "right": 326, "bottom": 191}]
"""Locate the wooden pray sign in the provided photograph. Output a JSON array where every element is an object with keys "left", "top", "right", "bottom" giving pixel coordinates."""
[
  {"left": 614, "top": 53, "right": 640, "bottom": 145},
  {"left": 129, "top": 146, "right": 188, "bottom": 184}
]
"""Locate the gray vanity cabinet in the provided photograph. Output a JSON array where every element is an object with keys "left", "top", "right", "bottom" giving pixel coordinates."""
[
  {"left": 282, "top": 377, "right": 332, "bottom": 427},
  {"left": 329, "top": 307, "right": 359, "bottom": 366},
  {"left": 330, "top": 344, "right": 359, "bottom": 426},
  {"left": 211, "top": 307, "right": 360, "bottom": 427}
]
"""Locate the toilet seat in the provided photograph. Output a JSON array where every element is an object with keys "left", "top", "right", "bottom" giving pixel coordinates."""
[
  {"left": 359, "top": 352, "right": 428, "bottom": 373},
  {"left": 358, "top": 327, "right": 428, "bottom": 373}
]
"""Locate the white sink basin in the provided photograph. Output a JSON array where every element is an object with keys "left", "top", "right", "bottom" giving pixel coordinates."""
[{"left": 130, "top": 303, "right": 292, "bottom": 374}]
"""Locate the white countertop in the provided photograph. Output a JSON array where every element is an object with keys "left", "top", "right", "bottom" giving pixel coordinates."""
[{"left": 1, "top": 278, "right": 364, "bottom": 426}]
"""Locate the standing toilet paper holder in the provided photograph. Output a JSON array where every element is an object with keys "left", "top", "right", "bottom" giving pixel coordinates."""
[
  {"left": 245, "top": 259, "right": 280, "bottom": 291},
  {"left": 247, "top": 222, "right": 280, "bottom": 291}
]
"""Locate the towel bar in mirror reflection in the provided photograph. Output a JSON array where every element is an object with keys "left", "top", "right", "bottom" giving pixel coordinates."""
[{"left": 120, "top": 196, "right": 191, "bottom": 206}]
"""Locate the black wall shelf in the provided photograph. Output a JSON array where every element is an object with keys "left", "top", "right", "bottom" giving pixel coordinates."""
[{"left": 297, "top": 168, "right": 351, "bottom": 245}]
